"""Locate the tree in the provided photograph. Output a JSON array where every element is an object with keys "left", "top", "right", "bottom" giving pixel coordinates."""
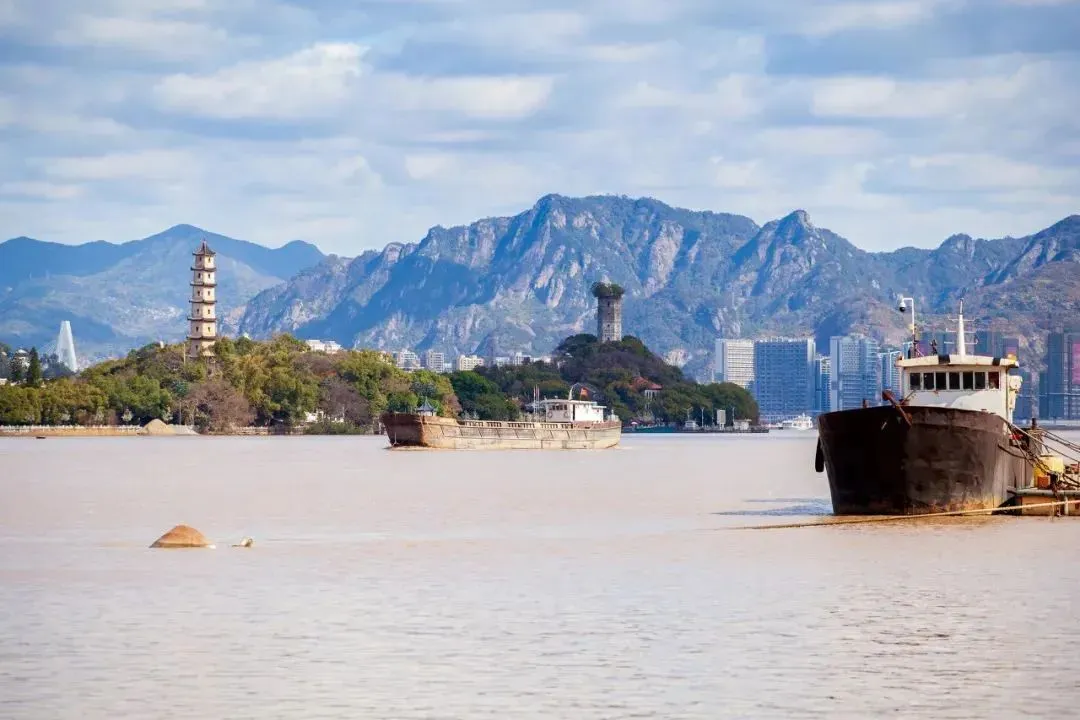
[
  {"left": 188, "top": 379, "right": 255, "bottom": 432},
  {"left": 318, "top": 376, "right": 372, "bottom": 426},
  {"left": 27, "top": 348, "right": 42, "bottom": 386},
  {"left": 590, "top": 281, "right": 625, "bottom": 299}
]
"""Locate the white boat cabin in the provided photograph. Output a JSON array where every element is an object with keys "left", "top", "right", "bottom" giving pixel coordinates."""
[
  {"left": 534, "top": 399, "right": 609, "bottom": 423},
  {"left": 897, "top": 303, "right": 1021, "bottom": 423}
]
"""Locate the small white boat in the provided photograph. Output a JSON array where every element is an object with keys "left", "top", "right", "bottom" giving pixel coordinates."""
[{"left": 780, "top": 414, "right": 814, "bottom": 431}]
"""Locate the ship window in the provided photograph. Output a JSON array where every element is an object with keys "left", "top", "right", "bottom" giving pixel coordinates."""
[
  {"left": 962, "top": 372, "right": 974, "bottom": 390},
  {"left": 988, "top": 371, "right": 1000, "bottom": 389},
  {"left": 974, "top": 372, "right": 986, "bottom": 390},
  {"left": 948, "top": 372, "right": 960, "bottom": 390},
  {"left": 923, "top": 372, "right": 935, "bottom": 390},
  {"left": 910, "top": 373, "right": 922, "bottom": 390},
  {"left": 936, "top": 372, "right": 947, "bottom": 390}
]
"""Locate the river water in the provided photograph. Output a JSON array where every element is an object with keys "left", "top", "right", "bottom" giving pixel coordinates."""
[{"left": 2, "top": 433, "right": 1079, "bottom": 719}]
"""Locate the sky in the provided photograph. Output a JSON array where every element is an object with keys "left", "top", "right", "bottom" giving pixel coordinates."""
[{"left": 0, "top": 0, "right": 1078, "bottom": 256}]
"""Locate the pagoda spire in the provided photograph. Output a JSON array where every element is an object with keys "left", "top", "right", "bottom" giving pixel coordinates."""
[{"left": 186, "top": 238, "right": 218, "bottom": 359}]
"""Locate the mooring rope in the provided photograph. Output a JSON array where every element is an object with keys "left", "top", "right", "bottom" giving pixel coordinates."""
[{"left": 729, "top": 499, "right": 1073, "bottom": 531}]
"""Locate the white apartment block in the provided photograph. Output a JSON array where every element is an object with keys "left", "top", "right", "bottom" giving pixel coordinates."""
[
  {"left": 394, "top": 349, "right": 421, "bottom": 370},
  {"left": 714, "top": 339, "right": 755, "bottom": 389},
  {"left": 421, "top": 350, "right": 446, "bottom": 372},
  {"left": 305, "top": 339, "right": 343, "bottom": 354},
  {"left": 455, "top": 354, "right": 485, "bottom": 372}
]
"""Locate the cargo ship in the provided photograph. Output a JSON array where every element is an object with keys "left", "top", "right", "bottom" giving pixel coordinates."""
[
  {"left": 815, "top": 297, "right": 1034, "bottom": 515},
  {"left": 381, "top": 395, "right": 621, "bottom": 450}
]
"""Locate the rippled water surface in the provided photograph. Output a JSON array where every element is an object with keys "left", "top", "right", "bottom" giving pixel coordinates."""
[{"left": 3, "top": 433, "right": 1080, "bottom": 719}]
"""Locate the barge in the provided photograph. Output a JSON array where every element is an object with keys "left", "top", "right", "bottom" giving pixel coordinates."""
[{"left": 381, "top": 397, "right": 621, "bottom": 450}]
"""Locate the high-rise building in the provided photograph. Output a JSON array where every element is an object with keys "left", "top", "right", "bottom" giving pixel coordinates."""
[
  {"left": 829, "top": 335, "right": 880, "bottom": 411},
  {"left": 753, "top": 337, "right": 815, "bottom": 423},
  {"left": 714, "top": 339, "right": 755, "bottom": 389},
  {"left": 455, "top": 354, "right": 485, "bottom": 372},
  {"left": 878, "top": 349, "right": 903, "bottom": 398},
  {"left": 1015, "top": 368, "right": 1035, "bottom": 420},
  {"left": 813, "top": 356, "right": 831, "bottom": 415},
  {"left": 55, "top": 320, "right": 78, "bottom": 372},
  {"left": 394, "top": 350, "right": 421, "bottom": 370},
  {"left": 592, "top": 282, "right": 624, "bottom": 343},
  {"left": 1040, "top": 331, "right": 1080, "bottom": 419},
  {"left": 422, "top": 350, "right": 446, "bottom": 372},
  {"left": 187, "top": 240, "right": 218, "bottom": 359},
  {"left": 976, "top": 330, "right": 1020, "bottom": 360}
]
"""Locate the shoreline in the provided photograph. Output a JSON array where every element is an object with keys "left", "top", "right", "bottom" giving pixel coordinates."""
[{"left": 0, "top": 424, "right": 378, "bottom": 438}]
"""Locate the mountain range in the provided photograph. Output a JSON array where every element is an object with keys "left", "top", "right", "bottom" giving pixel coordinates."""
[
  {"left": 1, "top": 195, "right": 1078, "bottom": 376},
  {"left": 0, "top": 225, "right": 323, "bottom": 362}
]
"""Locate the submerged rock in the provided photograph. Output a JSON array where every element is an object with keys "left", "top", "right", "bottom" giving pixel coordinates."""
[
  {"left": 150, "top": 524, "right": 213, "bottom": 549},
  {"left": 232, "top": 536, "right": 254, "bottom": 548}
]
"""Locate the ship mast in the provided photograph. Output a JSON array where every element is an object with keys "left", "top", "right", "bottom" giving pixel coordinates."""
[{"left": 955, "top": 299, "right": 967, "bottom": 360}]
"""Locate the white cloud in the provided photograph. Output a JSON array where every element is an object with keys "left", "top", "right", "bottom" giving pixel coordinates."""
[
  {"left": 0, "top": 181, "right": 84, "bottom": 200},
  {"left": 901, "top": 153, "right": 1077, "bottom": 189},
  {"left": 751, "top": 126, "right": 886, "bottom": 156},
  {"left": 155, "top": 43, "right": 365, "bottom": 119},
  {"left": 810, "top": 71, "right": 1025, "bottom": 118},
  {"left": 54, "top": 15, "right": 229, "bottom": 57},
  {"left": 385, "top": 74, "right": 554, "bottom": 120},
  {"left": 40, "top": 149, "right": 197, "bottom": 181},
  {"left": 0, "top": 0, "right": 1077, "bottom": 255},
  {"left": 802, "top": 1, "right": 937, "bottom": 36},
  {"left": 708, "top": 156, "right": 768, "bottom": 190},
  {"left": 617, "top": 73, "right": 763, "bottom": 118}
]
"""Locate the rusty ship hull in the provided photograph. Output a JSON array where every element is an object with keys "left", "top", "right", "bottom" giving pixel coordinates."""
[
  {"left": 381, "top": 413, "right": 622, "bottom": 450},
  {"left": 817, "top": 405, "right": 1030, "bottom": 515}
]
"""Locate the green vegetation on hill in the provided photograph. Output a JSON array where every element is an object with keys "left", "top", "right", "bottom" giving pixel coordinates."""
[
  {"left": 1, "top": 332, "right": 755, "bottom": 430},
  {"left": 0, "top": 335, "right": 456, "bottom": 432},
  {"left": 450, "top": 334, "right": 758, "bottom": 424}
]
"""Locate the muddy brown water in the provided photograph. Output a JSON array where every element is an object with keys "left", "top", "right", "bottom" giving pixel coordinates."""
[{"left": 3, "top": 434, "right": 1079, "bottom": 718}]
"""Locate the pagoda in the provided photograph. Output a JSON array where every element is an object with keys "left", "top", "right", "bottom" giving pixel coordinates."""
[{"left": 187, "top": 239, "right": 218, "bottom": 359}]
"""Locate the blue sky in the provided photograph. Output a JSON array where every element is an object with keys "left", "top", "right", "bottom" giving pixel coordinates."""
[{"left": 0, "top": 0, "right": 1077, "bottom": 255}]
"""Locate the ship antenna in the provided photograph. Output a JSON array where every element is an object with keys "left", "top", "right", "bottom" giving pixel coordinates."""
[{"left": 956, "top": 299, "right": 967, "bottom": 360}]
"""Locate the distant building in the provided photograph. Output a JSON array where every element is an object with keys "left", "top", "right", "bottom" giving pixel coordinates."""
[
  {"left": 394, "top": 349, "right": 421, "bottom": 370},
  {"left": 187, "top": 239, "right": 218, "bottom": 359},
  {"left": 1015, "top": 368, "right": 1036, "bottom": 420},
  {"left": 977, "top": 330, "right": 1020, "bottom": 360},
  {"left": 592, "top": 282, "right": 624, "bottom": 343},
  {"left": 829, "top": 334, "right": 879, "bottom": 412},
  {"left": 878, "top": 349, "right": 903, "bottom": 399},
  {"left": 1040, "top": 331, "right": 1080, "bottom": 419},
  {"left": 422, "top": 350, "right": 446, "bottom": 372},
  {"left": 455, "top": 354, "right": 485, "bottom": 372},
  {"left": 813, "top": 356, "right": 831, "bottom": 415},
  {"left": 714, "top": 339, "right": 755, "bottom": 389},
  {"left": 305, "top": 339, "right": 342, "bottom": 354},
  {"left": 55, "top": 320, "right": 78, "bottom": 372},
  {"left": 753, "top": 337, "right": 815, "bottom": 423}
]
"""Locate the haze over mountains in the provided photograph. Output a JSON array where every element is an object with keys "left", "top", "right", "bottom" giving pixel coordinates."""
[
  {"left": 2, "top": 195, "right": 1077, "bottom": 373},
  {"left": 0, "top": 225, "right": 323, "bottom": 361}
]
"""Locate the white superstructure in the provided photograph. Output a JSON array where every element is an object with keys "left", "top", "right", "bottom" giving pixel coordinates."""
[
  {"left": 897, "top": 300, "right": 1020, "bottom": 424},
  {"left": 533, "top": 399, "right": 609, "bottom": 423}
]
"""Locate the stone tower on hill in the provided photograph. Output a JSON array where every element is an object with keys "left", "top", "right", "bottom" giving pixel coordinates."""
[
  {"left": 187, "top": 239, "right": 218, "bottom": 359},
  {"left": 591, "top": 281, "right": 624, "bottom": 343}
]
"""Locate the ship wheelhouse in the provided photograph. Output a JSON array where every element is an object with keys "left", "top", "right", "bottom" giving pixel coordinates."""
[
  {"left": 897, "top": 355, "right": 1020, "bottom": 423},
  {"left": 533, "top": 399, "right": 609, "bottom": 423}
]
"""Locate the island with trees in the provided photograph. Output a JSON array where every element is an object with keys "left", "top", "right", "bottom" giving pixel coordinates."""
[{"left": 0, "top": 333, "right": 757, "bottom": 433}]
